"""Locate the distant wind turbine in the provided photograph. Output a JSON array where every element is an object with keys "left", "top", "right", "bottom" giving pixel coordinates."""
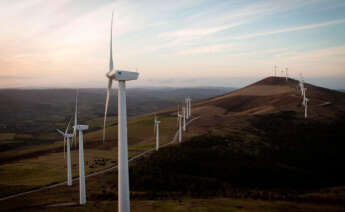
[
  {"left": 188, "top": 97, "right": 192, "bottom": 117},
  {"left": 177, "top": 106, "right": 183, "bottom": 143},
  {"left": 285, "top": 68, "right": 288, "bottom": 81},
  {"left": 302, "top": 88, "right": 307, "bottom": 106},
  {"left": 274, "top": 65, "right": 277, "bottom": 77},
  {"left": 73, "top": 90, "right": 79, "bottom": 147},
  {"left": 56, "top": 118, "right": 73, "bottom": 186},
  {"left": 154, "top": 114, "right": 160, "bottom": 151},
  {"left": 185, "top": 97, "right": 189, "bottom": 120},
  {"left": 304, "top": 97, "right": 309, "bottom": 119},
  {"left": 103, "top": 12, "right": 139, "bottom": 212},
  {"left": 182, "top": 106, "right": 186, "bottom": 131}
]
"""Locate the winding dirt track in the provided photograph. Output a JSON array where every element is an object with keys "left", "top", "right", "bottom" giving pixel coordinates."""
[{"left": 0, "top": 116, "right": 199, "bottom": 202}]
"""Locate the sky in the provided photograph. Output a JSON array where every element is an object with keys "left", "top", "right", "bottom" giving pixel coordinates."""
[{"left": 0, "top": 0, "right": 345, "bottom": 89}]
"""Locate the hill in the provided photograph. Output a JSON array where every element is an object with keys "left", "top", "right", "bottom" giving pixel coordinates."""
[
  {"left": 1, "top": 77, "right": 345, "bottom": 211},
  {"left": 129, "top": 76, "right": 345, "bottom": 201},
  {"left": 0, "top": 87, "right": 233, "bottom": 152},
  {"left": 185, "top": 77, "right": 345, "bottom": 138}
]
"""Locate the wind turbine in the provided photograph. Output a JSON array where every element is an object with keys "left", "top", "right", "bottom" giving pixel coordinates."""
[
  {"left": 154, "top": 114, "right": 160, "bottom": 151},
  {"left": 182, "top": 106, "right": 186, "bottom": 131},
  {"left": 274, "top": 65, "right": 277, "bottom": 77},
  {"left": 188, "top": 97, "right": 192, "bottom": 117},
  {"left": 72, "top": 91, "right": 88, "bottom": 205},
  {"left": 177, "top": 106, "right": 183, "bottom": 143},
  {"left": 304, "top": 97, "right": 309, "bottom": 119},
  {"left": 103, "top": 12, "right": 139, "bottom": 212},
  {"left": 302, "top": 88, "right": 307, "bottom": 106},
  {"left": 285, "top": 68, "right": 288, "bottom": 81},
  {"left": 75, "top": 124, "right": 88, "bottom": 205},
  {"left": 73, "top": 90, "right": 79, "bottom": 147},
  {"left": 56, "top": 118, "right": 73, "bottom": 186},
  {"left": 185, "top": 97, "right": 189, "bottom": 120}
]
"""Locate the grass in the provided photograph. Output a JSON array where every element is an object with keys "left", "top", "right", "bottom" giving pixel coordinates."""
[
  {"left": 0, "top": 133, "right": 15, "bottom": 141},
  {"left": 1, "top": 112, "right": 344, "bottom": 211},
  {"left": 2, "top": 197, "right": 345, "bottom": 212},
  {"left": 0, "top": 114, "right": 179, "bottom": 198}
]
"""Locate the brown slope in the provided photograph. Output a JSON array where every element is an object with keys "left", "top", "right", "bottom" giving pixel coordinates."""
[{"left": 184, "top": 76, "right": 345, "bottom": 139}]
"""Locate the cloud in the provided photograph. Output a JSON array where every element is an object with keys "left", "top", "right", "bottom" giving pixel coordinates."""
[
  {"left": 154, "top": 22, "right": 242, "bottom": 52},
  {"left": 177, "top": 43, "right": 235, "bottom": 55},
  {"left": 159, "top": 23, "right": 241, "bottom": 40},
  {"left": 235, "top": 18, "right": 345, "bottom": 40},
  {"left": 276, "top": 45, "right": 345, "bottom": 62}
]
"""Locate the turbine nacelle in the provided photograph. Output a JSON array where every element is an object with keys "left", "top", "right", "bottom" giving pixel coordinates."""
[
  {"left": 75, "top": 125, "right": 89, "bottom": 131},
  {"left": 107, "top": 70, "right": 139, "bottom": 81},
  {"left": 65, "top": 133, "right": 74, "bottom": 138}
]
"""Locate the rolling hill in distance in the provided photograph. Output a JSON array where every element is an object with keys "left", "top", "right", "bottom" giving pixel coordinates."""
[
  {"left": 1, "top": 77, "right": 345, "bottom": 211},
  {"left": 0, "top": 87, "right": 233, "bottom": 152}
]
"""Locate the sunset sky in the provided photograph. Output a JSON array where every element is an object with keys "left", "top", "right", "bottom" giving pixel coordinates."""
[{"left": 0, "top": 0, "right": 345, "bottom": 89}]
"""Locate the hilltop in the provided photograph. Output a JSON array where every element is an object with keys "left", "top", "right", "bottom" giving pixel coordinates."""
[{"left": 183, "top": 76, "right": 345, "bottom": 139}]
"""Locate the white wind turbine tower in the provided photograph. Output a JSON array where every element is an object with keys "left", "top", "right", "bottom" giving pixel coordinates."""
[
  {"left": 285, "top": 68, "right": 288, "bottom": 81},
  {"left": 72, "top": 90, "right": 88, "bottom": 205},
  {"left": 103, "top": 12, "right": 139, "bottom": 212},
  {"left": 182, "top": 106, "right": 186, "bottom": 131},
  {"left": 304, "top": 97, "right": 309, "bottom": 119},
  {"left": 188, "top": 97, "right": 192, "bottom": 117},
  {"left": 185, "top": 97, "right": 189, "bottom": 120},
  {"left": 301, "top": 87, "right": 310, "bottom": 118},
  {"left": 302, "top": 88, "right": 307, "bottom": 106},
  {"left": 56, "top": 118, "right": 73, "bottom": 186},
  {"left": 154, "top": 114, "right": 160, "bottom": 151},
  {"left": 177, "top": 106, "right": 183, "bottom": 143}
]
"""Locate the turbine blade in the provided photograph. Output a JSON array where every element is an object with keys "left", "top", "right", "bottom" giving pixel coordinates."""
[
  {"left": 73, "top": 89, "right": 78, "bottom": 144},
  {"left": 56, "top": 129, "right": 65, "bottom": 136},
  {"left": 65, "top": 117, "right": 72, "bottom": 135},
  {"left": 153, "top": 115, "right": 156, "bottom": 132},
  {"left": 154, "top": 123, "right": 156, "bottom": 136},
  {"left": 64, "top": 137, "right": 66, "bottom": 159},
  {"left": 109, "top": 11, "right": 114, "bottom": 72},
  {"left": 103, "top": 78, "right": 113, "bottom": 143}
]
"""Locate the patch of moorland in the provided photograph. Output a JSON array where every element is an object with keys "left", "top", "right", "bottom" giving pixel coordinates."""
[{"left": 128, "top": 111, "right": 345, "bottom": 203}]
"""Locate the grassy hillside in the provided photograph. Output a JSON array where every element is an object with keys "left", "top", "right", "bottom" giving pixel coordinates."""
[
  {"left": 129, "top": 111, "right": 345, "bottom": 200},
  {"left": 1, "top": 77, "right": 345, "bottom": 211},
  {"left": 0, "top": 114, "right": 178, "bottom": 198}
]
